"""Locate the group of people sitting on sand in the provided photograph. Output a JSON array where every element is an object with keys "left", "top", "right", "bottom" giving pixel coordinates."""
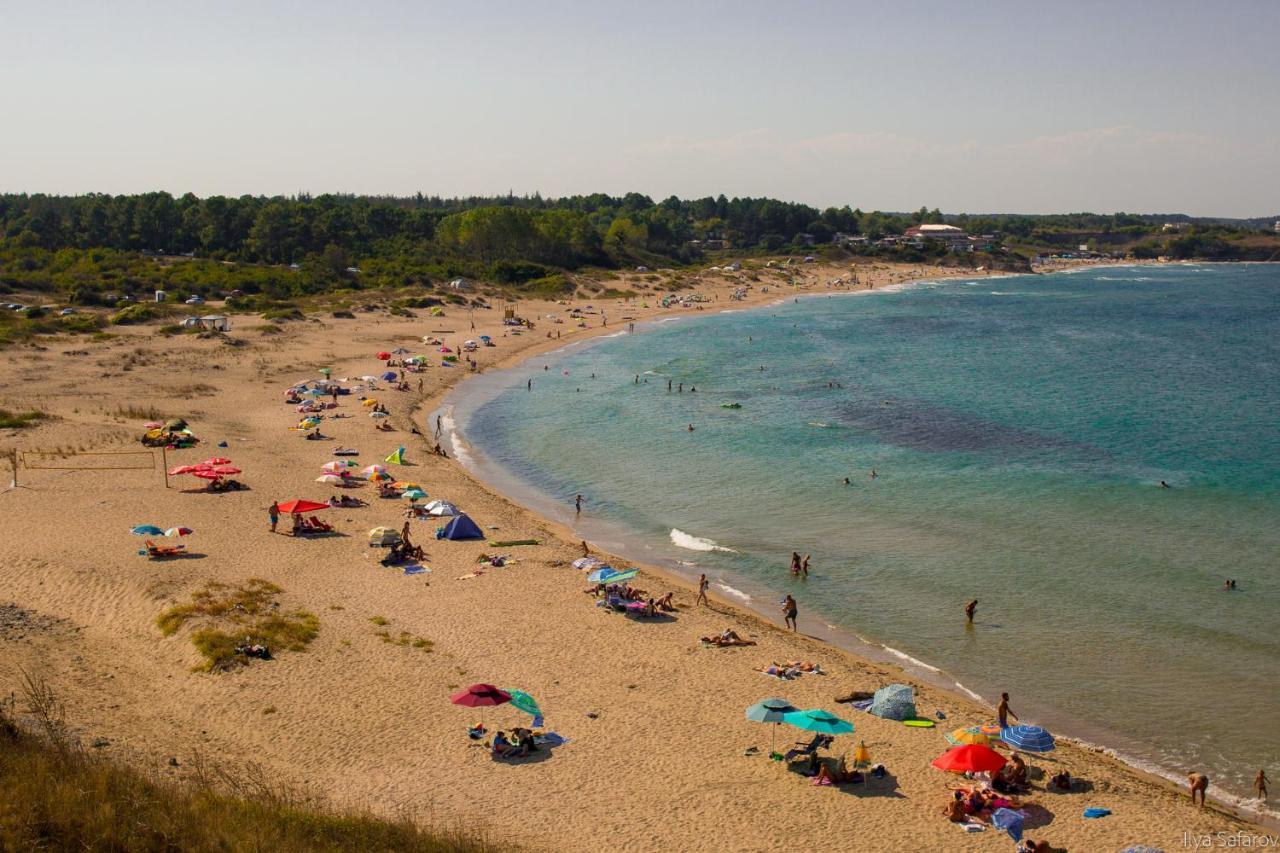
[
  {"left": 208, "top": 477, "right": 248, "bottom": 492},
  {"left": 804, "top": 754, "right": 885, "bottom": 786},
  {"left": 944, "top": 775, "right": 1028, "bottom": 825},
  {"left": 292, "top": 515, "right": 332, "bottom": 535},
  {"left": 756, "top": 660, "right": 823, "bottom": 679},
  {"left": 327, "top": 494, "right": 367, "bottom": 508},
  {"left": 992, "top": 753, "right": 1031, "bottom": 794},
  {"left": 381, "top": 540, "right": 425, "bottom": 564},
  {"left": 701, "top": 627, "right": 756, "bottom": 647},
  {"left": 490, "top": 728, "right": 539, "bottom": 758}
]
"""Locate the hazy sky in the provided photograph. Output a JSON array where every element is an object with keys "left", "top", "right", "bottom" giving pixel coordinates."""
[{"left": 3, "top": 0, "right": 1278, "bottom": 215}]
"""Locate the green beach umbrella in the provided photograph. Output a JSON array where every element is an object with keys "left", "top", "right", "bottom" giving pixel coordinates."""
[
  {"left": 599, "top": 569, "right": 638, "bottom": 585},
  {"left": 782, "top": 708, "right": 854, "bottom": 736},
  {"left": 505, "top": 689, "right": 543, "bottom": 718}
]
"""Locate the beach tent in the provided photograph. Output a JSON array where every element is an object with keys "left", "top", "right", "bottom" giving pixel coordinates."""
[
  {"left": 438, "top": 513, "right": 484, "bottom": 541},
  {"left": 869, "top": 684, "right": 916, "bottom": 721},
  {"left": 385, "top": 446, "right": 406, "bottom": 465},
  {"left": 423, "top": 499, "right": 459, "bottom": 517},
  {"left": 368, "top": 527, "right": 401, "bottom": 547}
]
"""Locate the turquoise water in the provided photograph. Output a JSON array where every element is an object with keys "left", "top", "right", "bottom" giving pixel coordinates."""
[{"left": 456, "top": 264, "right": 1280, "bottom": 808}]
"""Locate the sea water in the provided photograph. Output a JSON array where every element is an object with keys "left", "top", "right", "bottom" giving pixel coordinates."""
[{"left": 452, "top": 264, "right": 1280, "bottom": 811}]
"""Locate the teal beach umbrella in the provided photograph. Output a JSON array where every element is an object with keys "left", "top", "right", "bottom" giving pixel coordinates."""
[{"left": 782, "top": 708, "right": 854, "bottom": 736}]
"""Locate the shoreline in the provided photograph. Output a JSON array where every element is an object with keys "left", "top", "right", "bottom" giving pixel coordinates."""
[{"left": 422, "top": 261, "right": 1278, "bottom": 830}]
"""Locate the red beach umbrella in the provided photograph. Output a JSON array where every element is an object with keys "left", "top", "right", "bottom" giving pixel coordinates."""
[
  {"left": 202, "top": 457, "right": 232, "bottom": 466},
  {"left": 376, "top": 351, "right": 391, "bottom": 360},
  {"left": 450, "top": 684, "right": 512, "bottom": 707},
  {"left": 931, "top": 744, "right": 1007, "bottom": 774},
  {"left": 168, "top": 465, "right": 201, "bottom": 475},
  {"left": 275, "top": 499, "right": 330, "bottom": 515},
  {"left": 191, "top": 470, "right": 222, "bottom": 480},
  {"left": 211, "top": 465, "right": 241, "bottom": 475}
]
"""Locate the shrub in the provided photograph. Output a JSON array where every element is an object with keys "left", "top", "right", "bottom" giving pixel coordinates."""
[
  {"left": 110, "top": 305, "right": 158, "bottom": 325},
  {"left": 256, "top": 323, "right": 283, "bottom": 334},
  {"left": 261, "top": 307, "right": 305, "bottom": 322},
  {"left": 0, "top": 409, "right": 49, "bottom": 429},
  {"left": 157, "top": 580, "right": 319, "bottom": 672}
]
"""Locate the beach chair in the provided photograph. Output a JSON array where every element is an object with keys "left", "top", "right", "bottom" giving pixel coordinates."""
[
  {"left": 143, "top": 539, "right": 185, "bottom": 559},
  {"left": 783, "top": 734, "right": 833, "bottom": 762},
  {"left": 306, "top": 516, "right": 333, "bottom": 532}
]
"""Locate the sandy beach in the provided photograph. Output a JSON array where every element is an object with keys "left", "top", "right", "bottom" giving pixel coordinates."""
[{"left": 1, "top": 259, "right": 1270, "bottom": 852}]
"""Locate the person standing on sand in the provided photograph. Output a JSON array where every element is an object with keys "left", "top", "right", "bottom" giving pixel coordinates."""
[
  {"left": 1256, "top": 768, "right": 1268, "bottom": 801},
  {"left": 418, "top": 377, "right": 424, "bottom": 392},
  {"left": 783, "top": 595, "right": 798, "bottom": 631},
  {"left": 966, "top": 599, "right": 978, "bottom": 623},
  {"left": 997, "top": 692, "right": 1018, "bottom": 729},
  {"left": 401, "top": 521, "right": 413, "bottom": 549},
  {"left": 697, "top": 574, "right": 709, "bottom": 607},
  {"left": 435, "top": 415, "right": 442, "bottom": 438},
  {"left": 1189, "top": 772, "right": 1209, "bottom": 806},
  {"left": 581, "top": 540, "right": 590, "bottom": 557},
  {"left": 268, "top": 501, "right": 279, "bottom": 533}
]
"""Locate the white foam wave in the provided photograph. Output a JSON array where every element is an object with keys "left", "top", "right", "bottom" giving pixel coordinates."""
[
  {"left": 714, "top": 582, "right": 751, "bottom": 601},
  {"left": 883, "top": 645, "right": 941, "bottom": 673},
  {"left": 439, "top": 411, "right": 474, "bottom": 467},
  {"left": 670, "top": 528, "right": 737, "bottom": 553}
]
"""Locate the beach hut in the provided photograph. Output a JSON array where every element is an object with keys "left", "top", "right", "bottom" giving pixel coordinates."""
[{"left": 437, "top": 513, "right": 484, "bottom": 541}]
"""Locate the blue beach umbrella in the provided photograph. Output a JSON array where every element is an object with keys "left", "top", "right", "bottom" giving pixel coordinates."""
[
  {"left": 381, "top": 371, "right": 397, "bottom": 381},
  {"left": 782, "top": 709, "right": 854, "bottom": 736},
  {"left": 746, "top": 697, "right": 798, "bottom": 752},
  {"left": 1001, "top": 725, "right": 1056, "bottom": 753},
  {"left": 586, "top": 567, "right": 619, "bottom": 584},
  {"left": 131, "top": 525, "right": 165, "bottom": 536},
  {"left": 597, "top": 568, "right": 637, "bottom": 585},
  {"left": 991, "top": 807, "right": 1025, "bottom": 843}
]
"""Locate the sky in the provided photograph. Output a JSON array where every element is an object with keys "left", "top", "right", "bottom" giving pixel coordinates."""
[{"left": 2, "top": 0, "right": 1278, "bottom": 216}]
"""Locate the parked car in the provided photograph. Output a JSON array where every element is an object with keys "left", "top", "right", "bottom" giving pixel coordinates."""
[
  {"left": 59, "top": 307, "right": 77, "bottom": 315},
  {"left": 185, "top": 295, "right": 205, "bottom": 305}
]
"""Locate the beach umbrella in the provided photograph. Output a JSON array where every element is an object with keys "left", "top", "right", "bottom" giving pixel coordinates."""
[
  {"left": 991, "top": 808, "right": 1026, "bottom": 843},
  {"left": 402, "top": 488, "right": 427, "bottom": 500},
  {"left": 392, "top": 481, "right": 420, "bottom": 490},
  {"left": 869, "top": 684, "right": 916, "bottom": 721},
  {"left": 320, "top": 460, "right": 355, "bottom": 473},
  {"left": 367, "top": 470, "right": 393, "bottom": 482},
  {"left": 782, "top": 708, "right": 854, "bottom": 737},
  {"left": 976, "top": 723, "right": 1004, "bottom": 740},
  {"left": 319, "top": 367, "right": 331, "bottom": 377},
  {"left": 202, "top": 457, "right": 231, "bottom": 466},
  {"left": 144, "top": 421, "right": 163, "bottom": 429},
  {"left": 380, "top": 371, "right": 397, "bottom": 381},
  {"left": 164, "top": 527, "right": 194, "bottom": 537},
  {"left": 572, "top": 556, "right": 606, "bottom": 570},
  {"left": 391, "top": 347, "right": 410, "bottom": 355},
  {"left": 276, "top": 499, "right": 329, "bottom": 514},
  {"left": 167, "top": 465, "right": 201, "bottom": 475},
  {"left": 1001, "top": 725, "right": 1056, "bottom": 753},
  {"left": 946, "top": 726, "right": 992, "bottom": 747},
  {"left": 362, "top": 399, "right": 379, "bottom": 407},
  {"left": 369, "top": 411, "right": 389, "bottom": 419},
  {"left": 931, "top": 744, "right": 1007, "bottom": 774},
  {"left": 439, "top": 346, "right": 452, "bottom": 353},
  {"left": 376, "top": 351, "right": 390, "bottom": 360},
  {"left": 586, "top": 567, "right": 620, "bottom": 584},
  {"left": 598, "top": 569, "right": 637, "bottom": 585},
  {"left": 450, "top": 684, "right": 512, "bottom": 708},
  {"left": 192, "top": 470, "right": 222, "bottom": 480},
  {"left": 746, "top": 697, "right": 797, "bottom": 751},
  {"left": 361, "top": 464, "right": 386, "bottom": 476},
  {"left": 423, "top": 500, "right": 459, "bottom": 517},
  {"left": 316, "top": 474, "right": 344, "bottom": 485},
  {"left": 505, "top": 689, "right": 543, "bottom": 718},
  {"left": 131, "top": 525, "right": 165, "bottom": 536},
  {"left": 479, "top": 335, "right": 491, "bottom": 342},
  {"left": 210, "top": 465, "right": 241, "bottom": 475}
]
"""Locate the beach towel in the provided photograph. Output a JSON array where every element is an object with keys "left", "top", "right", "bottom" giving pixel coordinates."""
[
  {"left": 1083, "top": 807, "right": 1111, "bottom": 819},
  {"left": 850, "top": 699, "right": 874, "bottom": 712},
  {"left": 456, "top": 571, "right": 484, "bottom": 580},
  {"left": 403, "top": 565, "right": 431, "bottom": 575},
  {"left": 534, "top": 732, "right": 568, "bottom": 746}
]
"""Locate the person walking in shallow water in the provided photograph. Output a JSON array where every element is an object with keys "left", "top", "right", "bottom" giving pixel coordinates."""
[
  {"left": 1256, "top": 768, "right": 1268, "bottom": 801},
  {"left": 575, "top": 493, "right": 583, "bottom": 515},
  {"left": 966, "top": 599, "right": 978, "bottom": 623}
]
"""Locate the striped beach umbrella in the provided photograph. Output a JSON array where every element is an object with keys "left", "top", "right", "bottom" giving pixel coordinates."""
[{"left": 1001, "top": 725, "right": 1056, "bottom": 753}]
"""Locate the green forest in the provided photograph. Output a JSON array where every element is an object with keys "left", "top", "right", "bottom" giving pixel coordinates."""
[{"left": 1, "top": 193, "right": 1277, "bottom": 314}]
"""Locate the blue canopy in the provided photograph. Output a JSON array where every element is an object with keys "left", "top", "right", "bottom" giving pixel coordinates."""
[
  {"left": 586, "top": 567, "right": 619, "bottom": 584},
  {"left": 1001, "top": 725, "right": 1056, "bottom": 753},
  {"left": 437, "top": 513, "right": 484, "bottom": 540},
  {"left": 991, "top": 808, "right": 1025, "bottom": 842}
]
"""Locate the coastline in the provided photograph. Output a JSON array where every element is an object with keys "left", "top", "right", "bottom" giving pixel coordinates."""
[
  {"left": 3, "top": 256, "right": 1272, "bottom": 852},
  {"left": 425, "top": 260, "right": 1278, "bottom": 831}
]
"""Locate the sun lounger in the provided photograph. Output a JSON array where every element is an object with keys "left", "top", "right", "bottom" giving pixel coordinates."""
[
  {"left": 783, "top": 734, "right": 833, "bottom": 762},
  {"left": 142, "top": 539, "right": 185, "bottom": 559}
]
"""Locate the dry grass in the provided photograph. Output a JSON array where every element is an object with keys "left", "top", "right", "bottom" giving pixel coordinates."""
[
  {"left": 158, "top": 580, "right": 320, "bottom": 672},
  {"left": 0, "top": 674, "right": 502, "bottom": 852}
]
